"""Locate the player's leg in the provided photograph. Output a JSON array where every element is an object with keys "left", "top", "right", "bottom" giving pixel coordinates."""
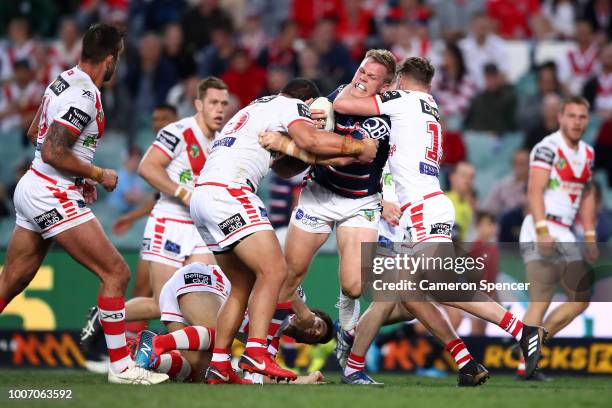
[
  {"left": 335, "top": 226, "right": 378, "bottom": 331},
  {"left": 151, "top": 322, "right": 194, "bottom": 382},
  {"left": 0, "top": 226, "right": 51, "bottom": 311},
  {"left": 522, "top": 260, "right": 557, "bottom": 326},
  {"left": 53, "top": 219, "right": 166, "bottom": 383},
  {"left": 125, "top": 259, "right": 153, "bottom": 335},
  {"left": 279, "top": 221, "right": 329, "bottom": 301}
]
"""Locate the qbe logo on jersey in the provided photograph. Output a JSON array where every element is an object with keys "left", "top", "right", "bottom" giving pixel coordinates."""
[
  {"left": 33, "top": 209, "right": 64, "bottom": 230},
  {"left": 218, "top": 213, "right": 247, "bottom": 236}
]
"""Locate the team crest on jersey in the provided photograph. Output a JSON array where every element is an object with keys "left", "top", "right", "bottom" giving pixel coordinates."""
[
  {"left": 179, "top": 170, "right": 193, "bottom": 183},
  {"left": 225, "top": 112, "right": 249, "bottom": 134},
  {"left": 361, "top": 209, "right": 378, "bottom": 222},
  {"left": 83, "top": 135, "right": 97, "bottom": 147},
  {"left": 189, "top": 144, "right": 200, "bottom": 158},
  {"left": 383, "top": 173, "right": 393, "bottom": 186},
  {"left": 556, "top": 158, "right": 567, "bottom": 171}
]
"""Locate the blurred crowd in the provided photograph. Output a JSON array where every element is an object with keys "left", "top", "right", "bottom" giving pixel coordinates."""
[{"left": 0, "top": 0, "right": 611, "bottom": 243}]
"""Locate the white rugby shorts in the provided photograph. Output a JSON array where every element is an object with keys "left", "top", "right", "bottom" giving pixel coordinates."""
[
  {"left": 399, "top": 191, "right": 454, "bottom": 243},
  {"left": 519, "top": 214, "right": 581, "bottom": 263}
]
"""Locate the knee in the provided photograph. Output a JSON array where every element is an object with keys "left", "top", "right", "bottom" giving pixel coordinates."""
[
  {"left": 341, "top": 280, "right": 361, "bottom": 299},
  {"left": 101, "top": 258, "right": 130, "bottom": 291},
  {"left": 573, "top": 301, "right": 589, "bottom": 314}
]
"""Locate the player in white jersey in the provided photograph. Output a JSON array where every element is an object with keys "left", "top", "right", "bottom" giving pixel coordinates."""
[
  {"left": 0, "top": 24, "right": 167, "bottom": 385},
  {"left": 333, "top": 57, "right": 546, "bottom": 380},
  {"left": 191, "top": 78, "right": 378, "bottom": 383},
  {"left": 119, "top": 78, "right": 228, "bottom": 328},
  {"left": 517, "top": 96, "right": 598, "bottom": 379}
]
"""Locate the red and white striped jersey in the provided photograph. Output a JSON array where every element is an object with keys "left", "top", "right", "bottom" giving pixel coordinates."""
[
  {"left": 529, "top": 131, "right": 594, "bottom": 227},
  {"left": 151, "top": 116, "right": 215, "bottom": 218},
  {"left": 31, "top": 66, "right": 105, "bottom": 187}
]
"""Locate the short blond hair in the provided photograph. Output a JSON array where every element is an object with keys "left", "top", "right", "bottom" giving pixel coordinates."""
[{"left": 364, "top": 49, "right": 396, "bottom": 83}]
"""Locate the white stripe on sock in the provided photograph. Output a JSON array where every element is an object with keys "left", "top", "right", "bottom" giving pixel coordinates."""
[
  {"left": 157, "top": 354, "right": 172, "bottom": 373},
  {"left": 104, "top": 333, "right": 127, "bottom": 349},
  {"left": 110, "top": 355, "right": 132, "bottom": 374},
  {"left": 195, "top": 326, "right": 210, "bottom": 350},
  {"left": 172, "top": 330, "right": 189, "bottom": 349}
]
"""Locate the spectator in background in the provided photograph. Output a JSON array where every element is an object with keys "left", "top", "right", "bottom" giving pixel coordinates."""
[
  {"left": 107, "top": 146, "right": 149, "bottom": 214},
  {"left": 336, "top": 0, "right": 376, "bottom": 61},
  {"left": 167, "top": 75, "right": 199, "bottom": 118},
  {"left": 432, "top": 42, "right": 478, "bottom": 119},
  {"left": 7, "top": 159, "right": 30, "bottom": 199},
  {"left": 0, "top": 183, "right": 10, "bottom": 219},
  {"left": 181, "top": 0, "right": 233, "bottom": 54},
  {"left": 517, "top": 62, "right": 565, "bottom": 132},
  {"left": 371, "top": 18, "right": 400, "bottom": 50},
  {"left": 439, "top": 118, "right": 467, "bottom": 188},
  {"left": 256, "top": 20, "right": 299, "bottom": 76},
  {"left": 258, "top": 65, "right": 291, "bottom": 97},
  {"left": 102, "top": 70, "right": 134, "bottom": 135},
  {"left": 391, "top": 23, "right": 433, "bottom": 61},
  {"left": 310, "top": 18, "right": 355, "bottom": 89},
  {"left": 459, "top": 13, "right": 509, "bottom": 89},
  {"left": 151, "top": 104, "right": 178, "bottom": 134},
  {"left": 447, "top": 161, "right": 476, "bottom": 242},
  {"left": 386, "top": 0, "right": 431, "bottom": 24},
  {"left": 161, "top": 23, "right": 196, "bottom": 80},
  {"left": 51, "top": 18, "right": 82, "bottom": 70},
  {"left": 485, "top": 0, "right": 540, "bottom": 39},
  {"left": 141, "top": 0, "right": 186, "bottom": 33},
  {"left": 557, "top": 20, "right": 600, "bottom": 96},
  {"left": 296, "top": 46, "right": 336, "bottom": 96},
  {"left": 593, "top": 117, "right": 612, "bottom": 187},
  {"left": 464, "top": 63, "right": 516, "bottom": 136},
  {"left": 126, "top": 32, "right": 177, "bottom": 118},
  {"left": 291, "top": 0, "right": 343, "bottom": 38},
  {"left": 428, "top": 0, "right": 485, "bottom": 41},
  {"left": 593, "top": 181, "right": 612, "bottom": 242},
  {"left": 582, "top": 0, "right": 611, "bottom": 42},
  {"left": 583, "top": 43, "right": 612, "bottom": 120},
  {"left": 238, "top": 14, "right": 268, "bottom": 60},
  {"left": 480, "top": 149, "right": 529, "bottom": 217},
  {"left": 221, "top": 48, "right": 266, "bottom": 107},
  {"left": 524, "top": 93, "right": 562, "bottom": 149},
  {"left": 541, "top": 0, "right": 577, "bottom": 39},
  {"left": 467, "top": 211, "right": 499, "bottom": 335},
  {"left": 0, "top": 18, "right": 36, "bottom": 82},
  {"left": 0, "top": 60, "right": 41, "bottom": 137},
  {"left": 197, "top": 25, "right": 236, "bottom": 77},
  {"left": 32, "top": 43, "right": 62, "bottom": 89}
]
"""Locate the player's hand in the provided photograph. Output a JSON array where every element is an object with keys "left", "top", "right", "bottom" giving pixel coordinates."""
[
  {"left": 536, "top": 234, "right": 556, "bottom": 257},
  {"left": 112, "top": 214, "right": 135, "bottom": 235},
  {"left": 259, "top": 131, "right": 286, "bottom": 152},
  {"left": 100, "top": 168, "right": 118, "bottom": 192},
  {"left": 357, "top": 138, "right": 378, "bottom": 163},
  {"left": 311, "top": 109, "right": 328, "bottom": 130},
  {"left": 82, "top": 179, "right": 98, "bottom": 204},
  {"left": 382, "top": 200, "right": 401, "bottom": 226},
  {"left": 584, "top": 242, "right": 599, "bottom": 264}
]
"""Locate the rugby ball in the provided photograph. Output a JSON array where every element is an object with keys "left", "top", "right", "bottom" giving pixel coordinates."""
[{"left": 310, "top": 97, "right": 335, "bottom": 131}]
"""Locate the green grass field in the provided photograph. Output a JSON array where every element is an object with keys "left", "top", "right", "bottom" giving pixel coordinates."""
[{"left": 1, "top": 371, "right": 611, "bottom": 408}]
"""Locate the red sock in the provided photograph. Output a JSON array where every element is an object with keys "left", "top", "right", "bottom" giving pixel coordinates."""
[
  {"left": 245, "top": 337, "right": 267, "bottom": 357},
  {"left": 267, "top": 301, "right": 293, "bottom": 340},
  {"left": 499, "top": 311, "right": 524, "bottom": 341},
  {"left": 445, "top": 339, "right": 473, "bottom": 369},
  {"left": 210, "top": 347, "right": 231, "bottom": 369},
  {"left": 517, "top": 356, "right": 526, "bottom": 375},
  {"left": 155, "top": 351, "right": 192, "bottom": 382},
  {"left": 98, "top": 296, "right": 131, "bottom": 374},
  {"left": 154, "top": 326, "right": 214, "bottom": 354},
  {"left": 125, "top": 321, "right": 148, "bottom": 335},
  {"left": 0, "top": 298, "right": 7, "bottom": 313},
  {"left": 344, "top": 352, "right": 365, "bottom": 376}
]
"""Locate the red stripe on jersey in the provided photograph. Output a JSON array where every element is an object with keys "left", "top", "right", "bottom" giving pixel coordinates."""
[{"left": 182, "top": 128, "right": 206, "bottom": 176}]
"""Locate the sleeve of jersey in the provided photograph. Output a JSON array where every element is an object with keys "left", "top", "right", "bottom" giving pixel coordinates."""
[
  {"left": 52, "top": 98, "right": 95, "bottom": 136},
  {"left": 152, "top": 128, "right": 182, "bottom": 160},
  {"left": 285, "top": 101, "right": 314, "bottom": 129},
  {"left": 374, "top": 91, "right": 404, "bottom": 116},
  {"left": 530, "top": 143, "right": 555, "bottom": 171}
]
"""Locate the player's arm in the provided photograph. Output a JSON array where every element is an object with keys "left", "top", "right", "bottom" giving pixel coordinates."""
[
  {"left": 332, "top": 85, "right": 379, "bottom": 116},
  {"left": 112, "top": 194, "right": 157, "bottom": 235},
  {"left": 41, "top": 122, "right": 117, "bottom": 191},
  {"left": 527, "top": 166, "right": 551, "bottom": 237},
  {"left": 578, "top": 182, "right": 597, "bottom": 242},
  {"left": 138, "top": 146, "right": 190, "bottom": 206},
  {"left": 263, "top": 131, "right": 359, "bottom": 166},
  {"left": 26, "top": 103, "right": 42, "bottom": 147}
]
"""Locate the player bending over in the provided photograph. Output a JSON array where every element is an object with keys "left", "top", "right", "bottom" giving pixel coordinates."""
[{"left": 190, "top": 78, "right": 377, "bottom": 383}]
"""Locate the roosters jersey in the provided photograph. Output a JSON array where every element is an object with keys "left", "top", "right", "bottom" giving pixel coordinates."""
[
  {"left": 373, "top": 90, "right": 443, "bottom": 206},
  {"left": 31, "top": 66, "right": 105, "bottom": 187},
  {"left": 312, "top": 85, "right": 391, "bottom": 198},
  {"left": 529, "top": 131, "right": 594, "bottom": 227},
  {"left": 199, "top": 95, "right": 313, "bottom": 191},
  {"left": 152, "top": 116, "right": 214, "bottom": 218}
]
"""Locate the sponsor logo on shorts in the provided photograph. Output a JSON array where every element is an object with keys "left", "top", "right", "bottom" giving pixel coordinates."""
[
  {"left": 76, "top": 200, "right": 86, "bottom": 208},
  {"left": 184, "top": 272, "right": 212, "bottom": 285},
  {"left": 430, "top": 223, "right": 452, "bottom": 236},
  {"left": 141, "top": 238, "right": 151, "bottom": 251},
  {"left": 164, "top": 240, "right": 181, "bottom": 254},
  {"left": 295, "top": 208, "right": 318, "bottom": 226},
  {"left": 218, "top": 213, "right": 247, "bottom": 236},
  {"left": 33, "top": 209, "right": 64, "bottom": 230},
  {"left": 419, "top": 161, "right": 439, "bottom": 176},
  {"left": 259, "top": 207, "right": 268, "bottom": 218}
]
